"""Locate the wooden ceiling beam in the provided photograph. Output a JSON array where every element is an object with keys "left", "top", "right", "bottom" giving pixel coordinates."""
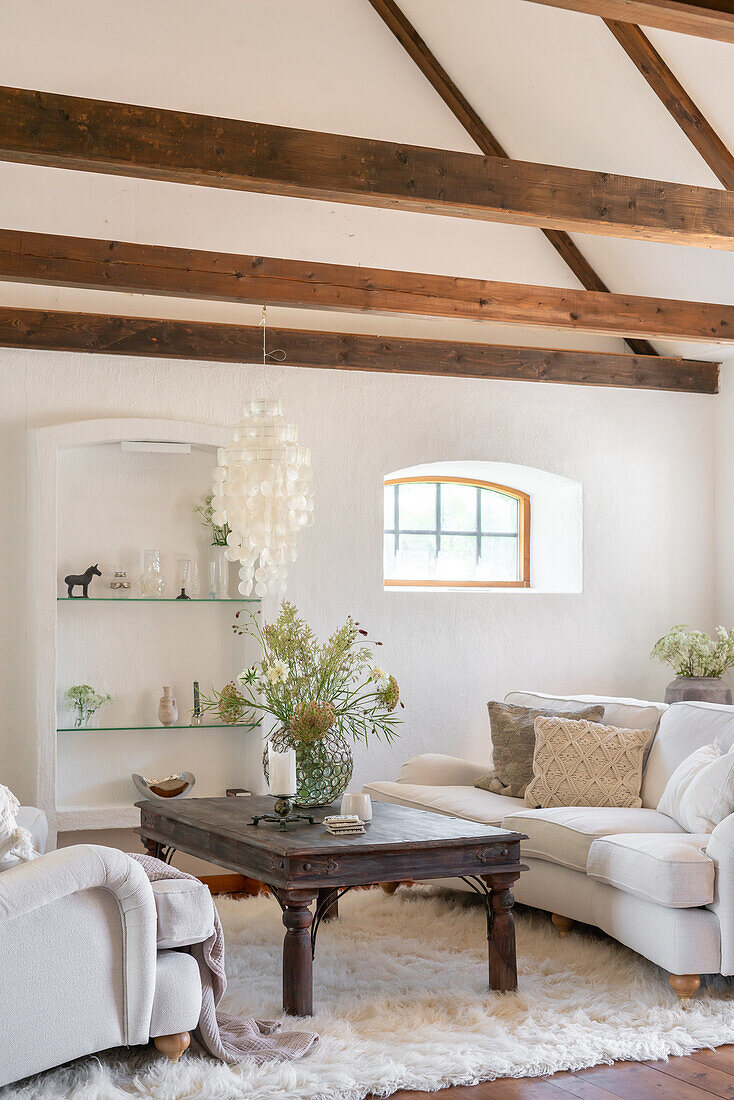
[
  {"left": 2, "top": 227, "right": 734, "bottom": 343},
  {"left": 366, "top": 0, "right": 656, "bottom": 356},
  {"left": 605, "top": 20, "right": 734, "bottom": 191},
  {"left": 0, "top": 307, "right": 717, "bottom": 393},
  {"left": 522, "top": 0, "right": 734, "bottom": 44},
  {"left": 1, "top": 86, "right": 734, "bottom": 249}
]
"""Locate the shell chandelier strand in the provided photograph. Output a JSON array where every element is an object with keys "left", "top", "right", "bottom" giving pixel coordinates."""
[{"left": 212, "top": 399, "right": 314, "bottom": 597}]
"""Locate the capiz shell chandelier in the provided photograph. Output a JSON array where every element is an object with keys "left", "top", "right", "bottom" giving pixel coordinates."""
[{"left": 211, "top": 399, "right": 314, "bottom": 598}]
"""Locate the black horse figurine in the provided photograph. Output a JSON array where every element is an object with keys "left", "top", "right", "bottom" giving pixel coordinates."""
[{"left": 64, "top": 564, "right": 102, "bottom": 598}]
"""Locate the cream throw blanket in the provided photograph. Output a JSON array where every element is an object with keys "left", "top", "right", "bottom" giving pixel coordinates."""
[
  {"left": 0, "top": 785, "right": 36, "bottom": 864},
  {"left": 130, "top": 853, "right": 319, "bottom": 1064}
]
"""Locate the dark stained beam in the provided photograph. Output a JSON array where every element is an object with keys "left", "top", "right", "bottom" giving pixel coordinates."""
[
  {"left": 523, "top": 0, "right": 734, "bottom": 44},
  {"left": 0, "top": 306, "right": 718, "bottom": 393},
  {"left": 2, "top": 228, "right": 734, "bottom": 343},
  {"left": 1, "top": 87, "right": 734, "bottom": 249},
  {"left": 605, "top": 20, "right": 734, "bottom": 191},
  {"left": 366, "top": 0, "right": 657, "bottom": 356}
]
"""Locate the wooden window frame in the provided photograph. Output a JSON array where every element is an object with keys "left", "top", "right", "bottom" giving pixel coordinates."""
[{"left": 384, "top": 475, "right": 531, "bottom": 589}]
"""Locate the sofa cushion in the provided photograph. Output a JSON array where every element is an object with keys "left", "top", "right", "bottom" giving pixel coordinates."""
[
  {"left": 657, "top": 742, "right": 720, "bottom": 828},
  {"left": 502, "top": 806, "right": 683, "bottom": 872},
  {"left": 587, "top": 832, "right": 714, "bottom": 908},
  {"left": 505, "top": 692, "right": 666, "bottom": 740},
  {"left": 478, "top": 701, "right": 605, "bottom": 799},
  {"left": 642, "top": 702, "right": 734, "bottom": 808},
  {"left": 151, "top": 876, "right": 215, "bottom": 949},
  {"left": 524, "top": 717, "right": 652, "bottom": 809},
  {"left": 364, "top": 780, "right": 525, "bottom": 826}
]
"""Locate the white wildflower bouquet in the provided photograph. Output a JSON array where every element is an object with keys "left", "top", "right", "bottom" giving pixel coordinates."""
[
  {"left": 230, "top": 601, "right": 402, "bottom": 745},
  {"left": 651, "top": 624, "right": 734, "bottom": 678}
]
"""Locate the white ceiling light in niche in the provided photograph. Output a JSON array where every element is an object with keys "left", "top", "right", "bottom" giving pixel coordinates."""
[{"left": 212, "top": 400, "right": 314, "bottom": 597}]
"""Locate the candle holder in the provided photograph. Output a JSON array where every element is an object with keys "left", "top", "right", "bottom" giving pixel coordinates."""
[{"left": 251, "top": 795, "right": 316, "bottom": 832}]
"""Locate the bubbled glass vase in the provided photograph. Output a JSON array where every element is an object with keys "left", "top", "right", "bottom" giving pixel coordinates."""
[{"left": 263, "top": 726, "right": 353, "bottom": 808}]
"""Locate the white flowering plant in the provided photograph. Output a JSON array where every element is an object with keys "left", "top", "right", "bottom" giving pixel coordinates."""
[
  {"left": 194, "top": 494, "right": 230, "bottom": 547},
  {"left": 651, "top": 624, "right": 734, "bottom": 678},
  {"left": 63, "top": 684, "right": 112, "bottom": 728},
  {"left": 231, "top": 601, "right": 402, "bottom": 745}
]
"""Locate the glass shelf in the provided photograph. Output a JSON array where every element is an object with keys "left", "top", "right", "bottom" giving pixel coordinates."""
[
  {"left": 58, "top": 722, "right": 260, "bottom": 732},
  {"left": 57, "top": 597, "right": 258, "bottom": 603}
]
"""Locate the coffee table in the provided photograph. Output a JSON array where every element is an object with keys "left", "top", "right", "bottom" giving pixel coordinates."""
[{"left": 136, "top": 796, "right": 528, "bottom": 1016}]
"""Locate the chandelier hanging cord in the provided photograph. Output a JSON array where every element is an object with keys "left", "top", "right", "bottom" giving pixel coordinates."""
[{"left": 260, "top": 305, "right": 287, "bottom": 365}]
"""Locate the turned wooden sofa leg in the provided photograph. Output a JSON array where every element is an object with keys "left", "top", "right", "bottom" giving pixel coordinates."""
[
  {"left": 669, "top": 974, "right": 701, "bottom": 1005},
  {"left": 153, "top": 1032, "right": 191, "bottom": 1061},
  {"left": 551, "top": 913, "right": 574, "bottom": 938}
]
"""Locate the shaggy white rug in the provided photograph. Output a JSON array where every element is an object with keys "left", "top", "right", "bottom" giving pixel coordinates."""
[{"left": 5, "top": 886, "right": 734, "bottom": 1100}]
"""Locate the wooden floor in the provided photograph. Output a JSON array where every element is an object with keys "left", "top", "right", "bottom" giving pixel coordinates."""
[{"left": 381, "top": 1046, "right": 734, "bottom": 1099}]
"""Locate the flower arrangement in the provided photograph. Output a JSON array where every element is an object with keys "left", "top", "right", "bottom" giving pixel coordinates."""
[
  {"left": 63, "top": 684, "right": 113, "bottom": 728},
  {"left": 227, "top": 601, "right": 402, "bottom": 745},
  {"left": 651, "top": 625, "right": 734, "bottom": 678},
  {"left": 194, "top": 494, "right": 230, "bottom": 547},
  {"left": 197, "top": 681, "right": 251, "bottom": 726}
]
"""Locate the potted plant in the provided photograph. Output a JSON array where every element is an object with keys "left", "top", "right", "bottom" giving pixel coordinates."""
[
  {"left": 219, "top": 602, "right": 402, "bottom": 806},
  {"left": 651, "top": 624, "right": 734, "bottom": 704},
  {"left": 63, "top": 684, "right": 113, "bottom": 728}
]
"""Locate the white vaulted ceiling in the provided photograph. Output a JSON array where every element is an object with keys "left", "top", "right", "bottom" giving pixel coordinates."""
[{"left": 1, "top": 0, "right": 733, "bottom": 362}]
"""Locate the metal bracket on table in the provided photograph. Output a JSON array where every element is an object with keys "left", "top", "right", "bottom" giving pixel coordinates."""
[
  {"left": 309, "top": 886, "right": 355, "bottom": 956},
  {"left": 148, "top": 843, "right": 177, "bottom": 865},
  {"left": 459, "top": 875, "right": 493, "bottom": 938},
  {"left": 264, "top": 883, "right": 356, "bottom": 957}
]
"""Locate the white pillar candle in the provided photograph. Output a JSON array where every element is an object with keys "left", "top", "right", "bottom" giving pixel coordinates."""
[{"left": 268, "top": 745, "right": 297, "bottom": 796}]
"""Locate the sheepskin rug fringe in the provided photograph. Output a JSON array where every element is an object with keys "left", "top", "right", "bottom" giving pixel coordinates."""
[{"left": 5, "top": 886, "right": 734, "bottom": 1100}]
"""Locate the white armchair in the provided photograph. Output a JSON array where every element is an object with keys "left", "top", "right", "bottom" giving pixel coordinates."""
[{"left": 0, "top": 842, "right": 208, "bottom": 1088}]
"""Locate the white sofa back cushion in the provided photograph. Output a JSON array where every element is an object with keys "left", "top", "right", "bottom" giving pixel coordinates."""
[
  {"left": 642, "top": 701, "right": 734, "bottom": 808},
  {"left": 505, "top": 692, "right": 666, "bottom": 738}
]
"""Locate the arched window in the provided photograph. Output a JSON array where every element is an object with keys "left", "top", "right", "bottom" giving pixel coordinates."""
[{"left": 384, "top": 476, "right": 530, "bottom": 588}]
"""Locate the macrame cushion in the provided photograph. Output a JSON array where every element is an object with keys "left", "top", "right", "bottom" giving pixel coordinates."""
[
  {"left": 0, "top": 784, "right": 37, "bottom": 867},
  {"left": 524, "top": 717, "right": 653, "bottom": 810}
]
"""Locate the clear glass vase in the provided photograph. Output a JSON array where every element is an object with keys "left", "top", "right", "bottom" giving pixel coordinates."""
[
  {"left": 207, "top": 545, "right": 228, "bottom": 599},
  {"left": 140, "top": 549, "right": 166, "bottom": 599},
  {"left": 263, "top": 727, "right": 354, "bottom": 807}
]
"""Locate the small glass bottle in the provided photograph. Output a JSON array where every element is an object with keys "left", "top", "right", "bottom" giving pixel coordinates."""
[
  {"left": 175, "top": 558, "right": 191, "bottom": 600},
  {"left": 110, "top": 570, "right": 131, "bottom": 599},
  {"left": 140, "top": 550, "right": 166, "bottom": 599}
]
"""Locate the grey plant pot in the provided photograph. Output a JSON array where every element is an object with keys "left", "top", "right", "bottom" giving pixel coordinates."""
[{"left": 664, "top": 676, "right": 732, "bottom": 705}]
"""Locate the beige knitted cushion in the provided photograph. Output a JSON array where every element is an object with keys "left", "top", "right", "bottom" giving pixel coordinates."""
[{"left": 524, "top": 717, "right": 653, "bottom": 809}]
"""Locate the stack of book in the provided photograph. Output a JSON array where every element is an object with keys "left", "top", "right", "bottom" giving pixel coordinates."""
[{"left": 323, "top": 814, "right": 366, "bottom": 836}]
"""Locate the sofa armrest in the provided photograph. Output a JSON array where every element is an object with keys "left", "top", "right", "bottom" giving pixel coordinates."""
[
  {"left": 0, "top": 844, "right": 157, "bottom": 1046},
  {"left": 396, "top": 753, "right": 488, "bottom": 787},
  {"left": 706, "top": 815, "right": 734, "bottom": 974}
]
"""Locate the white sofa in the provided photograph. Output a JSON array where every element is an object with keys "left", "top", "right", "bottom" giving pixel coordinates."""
[
  {"left": 365, "top": 692, "right": 734, "bottom": 1003},
  {"left": 0, "top": 822, "right": 214, "bottom": 1087}
]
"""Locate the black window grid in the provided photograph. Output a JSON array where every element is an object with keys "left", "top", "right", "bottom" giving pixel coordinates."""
[{"left": 385, "top": 482, "right": 520, "bottom": 571}]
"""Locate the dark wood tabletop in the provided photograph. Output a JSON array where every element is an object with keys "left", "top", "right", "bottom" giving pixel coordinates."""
[{"left": 136, "top": 795, "right": 525, "bottom": 888}]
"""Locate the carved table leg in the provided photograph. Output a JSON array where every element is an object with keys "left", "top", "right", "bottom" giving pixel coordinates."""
[
  {"left": 317, "top": 886, "right": 339, "bottom": 922},
  {"left": 484, "top": 871, "right": 521, "bottom": 993},
  {"left": 282, "top": 890, "right": 316, "bottom": 1015},
  {"left": 143, "top": 836, "right": 163, "bottom": 860}
]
